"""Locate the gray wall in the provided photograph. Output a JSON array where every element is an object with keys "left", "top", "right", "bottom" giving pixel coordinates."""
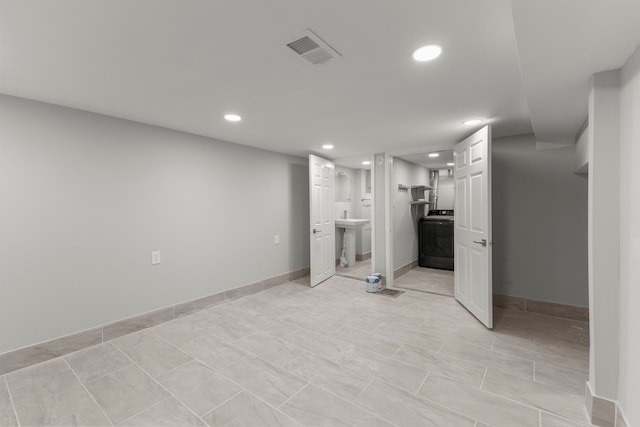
[
  {"left": 0, "top": 95, "right": 310, "bottom": 354},
  {"left": 391, "top": 157, "right": 429, "bottom": 270},
  {"left": 492, "top": 133, "right": 588, "bottom": 307},
  {"left": 617, "top": 43, "right": 640, "bottom": 426}
]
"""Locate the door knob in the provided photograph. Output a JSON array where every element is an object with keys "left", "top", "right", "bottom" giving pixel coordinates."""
[
  {"left": 313, "top": 229, "right": 321, "bottom": 234},
  {"left": 473, "top": 239, "right": 487, "bottom": 247}
]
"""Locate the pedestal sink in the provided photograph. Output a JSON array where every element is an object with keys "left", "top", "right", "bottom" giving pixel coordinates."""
[{"left": 335, "top": 219, "right": 370, "bottom": 267}]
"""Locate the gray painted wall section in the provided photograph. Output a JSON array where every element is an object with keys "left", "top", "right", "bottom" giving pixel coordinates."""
[
  {"left": 588, "top": 71, "right": 620, "bottom": 400},
  {"left": 0, "top": 95, "right": 310, "bottom": 354},
  {"left": 391, "top": 157, "right": 429, "bottom": 270},
  {"left": 616, "top": 45, "right": 640, "bottom": 426},
  {"left": 492, "top": 133, "right": 588, "bottom": 307}
]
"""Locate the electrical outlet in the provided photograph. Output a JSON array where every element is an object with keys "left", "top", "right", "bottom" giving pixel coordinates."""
[
  {"left": 274, "top": 234, "right": 280, "bottom": 245},
  {"left": 151, "top": 251, "right": 161, "bottom": 265}
]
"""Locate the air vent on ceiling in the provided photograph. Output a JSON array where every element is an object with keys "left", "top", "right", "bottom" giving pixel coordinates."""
[{"left": 286, "top": 29, "right": 341, "bottom": 65}]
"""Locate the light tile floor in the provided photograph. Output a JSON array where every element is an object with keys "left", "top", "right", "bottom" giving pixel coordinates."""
[
  {"left": 394, "top": 267, "right": 454, "bottom": 297},
  {"left": 336, "top": 259, "right": 372, "bottom": 280},
  {"left": 0, "top": 275, "right": 592, "bottom": 427}
]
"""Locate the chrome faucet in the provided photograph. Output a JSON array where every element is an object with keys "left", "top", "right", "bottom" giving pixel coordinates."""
[{"left": 343, "top": 210, "right": 348, "bottom": 219}]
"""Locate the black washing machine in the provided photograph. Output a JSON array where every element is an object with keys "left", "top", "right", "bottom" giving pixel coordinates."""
[{"left": 419, "top": 210, "right": 454, "bottom": 270}]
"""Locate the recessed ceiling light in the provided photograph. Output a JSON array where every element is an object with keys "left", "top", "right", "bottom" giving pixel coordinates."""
[
  {"left": 322, "top": 144, "right": 334, "bottom": 150},
  {"left": 413, "top": 45, "right": 442, "bottom": 62},
  {"left": 362, "top": 161, "right": 371, "bottom": 165},
  {"left": 447, "top": 162, "right": 454, "bottom": 166},
  {"left": 428, "top": 153, "right": 439, "bottom": 158},
  {"left": 224, "top": 114, "right": 242, "bottom": 122},
  {"left": 463, "top": 119, "right": 483, "bottom": 126}
]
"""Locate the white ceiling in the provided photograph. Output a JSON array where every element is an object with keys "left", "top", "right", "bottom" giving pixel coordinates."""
[{"left": 1, "top": 0, "right": 639, "bottom": 162}]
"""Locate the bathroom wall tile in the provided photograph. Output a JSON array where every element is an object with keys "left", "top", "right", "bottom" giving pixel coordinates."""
[
  {"left": 281, "top": 384, "right": 393, "bottom": 427},
  {"left": 86, "top": 364, "right": 169, "bottom": 424},
  {"left": 418, "top": 375, "right": 540, "bottom": 427},
  {"left": 0, "top": 327, "right": 102, "bottom": 375},
  {"left": 221, "top": 356, "right": 306, "bottom": 408},
  {"left": 123, "top": 339, "right": 192, "bottom": 378},
  {"left": 0, "top": 377, "right": 17, "bottom": 427},
  {"left": 102, "top": 307, "right": 174, "bottom": 342},
  {"left": 355, "top": 379, "right": 475, "bottom": 427},
  {"left": 224, "top": 281, "right": 263, "bottom": 301},
  {"left": 177, "top": 333, "right": 246, "bottom": 370},
  {"left": 283, "top": 353, "right": 370, "bottom": 401},
  {"left": 392, "top": 344, "right": 486, "bottom": 387},
  {"left": 152, "top": 317, "right": 208, "bottom": 346},
  {"left": 156, "top": 361, "right": 240, "bottom": 416},
  {"left": 337, "top": 346, "right": 428, "bottom": 394},
  {"left": 283, "top": 329, "right": 354, "bottom": 362},
  {"left": 65, "top": 343, "right": 132, "bottom": 383},
  {"left": 482, "top": 369, "right": 589, "bottom": 424},
  {"left": 201, "top": 391, "right": 299, "bottom": 427},
  {"left": 11, "top": 369, "right": 109, "bottom": 426},
  {"left": 234, "top": 333, "right": 304, "bottom": 367},
  {"left": 118, "top": 397, "right": 205, "bottom": 427},
  {"left": 110, "top": 329, "right": 159, "bottom": 351},
  {"left": 174, "top": 292, "right": 225, "bottom": 317}
]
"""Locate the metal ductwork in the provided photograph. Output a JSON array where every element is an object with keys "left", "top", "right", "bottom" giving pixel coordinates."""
[{"left": 429, "top": 170, "right": 439, "bottom": 210}]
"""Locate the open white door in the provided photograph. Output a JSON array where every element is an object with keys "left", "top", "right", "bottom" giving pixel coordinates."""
[
  {"left": 309, "top": 155, "right": 335, "bottom": 287},
  {"left": 454, "top": 126, "right": 493, "bottom": 328}
]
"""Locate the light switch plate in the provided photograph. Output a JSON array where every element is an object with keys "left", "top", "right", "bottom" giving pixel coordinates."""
[
  {"left": 274, "top": 234, "right": 280, "bottom": 245},
  {"left": 151, "top": 251, "right": 161, "bottom": 265}
]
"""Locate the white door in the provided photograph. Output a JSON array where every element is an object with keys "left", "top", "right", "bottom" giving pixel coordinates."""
[
  {"left": 309, "top": 155, "right": 335, "bottom": 287},
  {"left": 454, "top": 126, "right": 493, "bottom": 328}
]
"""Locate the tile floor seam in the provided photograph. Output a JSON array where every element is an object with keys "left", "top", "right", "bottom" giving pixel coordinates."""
[
  {"left": 275, "top": 381, "right": 311, "bottom": 411},
  {"left": 414, "top": 371, "right": 431, "bottom": 395},
  {"left": 109, "top": 330, "right": 162, "bottom": 351},
  {"left": 116, "top": 395, "right": 173, "bottom": 426},
  {"left": 198, "top": 389, "right": 244, "bottom": 419},
  {"left": 187, "top": 350, "right": 306, "bottom": 416},
  {"left": 3, "top": 375, "right": 21, "bottom": 427},
  {"left": 149, "top": 332, "right": 202, "bottom": 365},
  {"left": 81, "top": 361, "right": 135, "bottom": 387},
  {"left": 62, "top": 357, "right": 115, "bottom": 426},
  {"left": 351, "top": 378, "right": 376, "bottom": 403},
  {"left": 115, "top": 342, "right": 209, "bottom": 427},
  {"left": 215, "top": 379, "right": 302, "bottom": 424},
  {"left": 303, "top": 380, "right": 401, "bottom": 427},
  {"left": 479, "top": 367, "right": 488, "bottom": 389},
  {"left": 477, "top": 382, "right": 583, "bottom": 424},
  {"left": 152, "top": 358, "right": 195, "bottom": 381},
  {"left": 373, "top": 377, "right": 477, "bottom": 426},
  {"left": 388, "top": 344, "right": 403, "bottom": 360},
  {"left": 539, "top": 409, "right": 542, "bottom": 427}
]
